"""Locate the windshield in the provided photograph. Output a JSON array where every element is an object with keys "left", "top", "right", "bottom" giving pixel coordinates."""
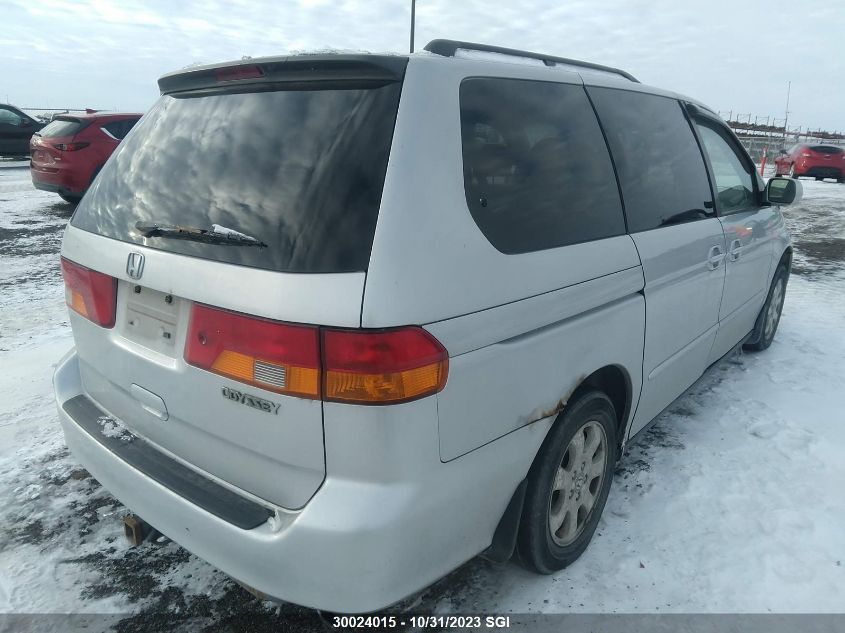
[{"left": 71, "top": 82, "right": 402, "bottom": 273}]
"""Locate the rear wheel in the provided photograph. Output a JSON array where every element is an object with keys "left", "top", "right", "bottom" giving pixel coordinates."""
[
  {"left": 517, "top": 390, "right": 618, "bottom": 574},
  {"left": 744, "top": 264, "right": 788, "bottom": 352}
]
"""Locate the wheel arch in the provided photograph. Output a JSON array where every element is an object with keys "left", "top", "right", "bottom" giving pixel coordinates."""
[
  {"left": 484, "top": 363, "right": 633, "bottom": 563},
  {"left": 568, "top": 364, "right": 632, "bottom": 456},
  {"left": 777, "top": 245, "right": 793, "bottom": 273}
]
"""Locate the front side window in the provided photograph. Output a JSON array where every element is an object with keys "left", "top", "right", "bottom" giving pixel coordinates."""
[
  {"left": 459, "top": 78, "right": 625, "bottom": 254},
  {"left": 0, "top": 108, "right": 23, "bottom": 126},
  {"left": 588, "top": 88, "right": 714, "bottom": 232},
  {"left": 694, "top": 121, "right": 756, "bottom": 214}
]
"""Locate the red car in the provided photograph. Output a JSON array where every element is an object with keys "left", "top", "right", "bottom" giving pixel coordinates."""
[
  {"left": 774, "top": 143, "right": 845, "bottom": 182},
  {"left": 30, "top": 111, "right": 142, "bottom": 203}
]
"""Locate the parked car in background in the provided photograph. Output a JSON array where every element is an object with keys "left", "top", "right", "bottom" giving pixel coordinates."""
[
  {"left": 53, "top": 41, "right": 802, "bottom": 613},
  {"left": 0, "top": 103, "right": 46, "bottom": 156},
  {"left": 30, "top": 112, "right": 142, "bottom": 203},
  {"left": 774, "top": 143, "right": 845, "bottom": 182}
]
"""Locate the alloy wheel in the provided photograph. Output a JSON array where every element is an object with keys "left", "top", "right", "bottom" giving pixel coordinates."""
[{"left": 548, "top": 420, "right": 608, "bottom": 546}]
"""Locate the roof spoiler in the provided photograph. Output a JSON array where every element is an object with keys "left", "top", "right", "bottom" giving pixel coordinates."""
[
  {"left": 157, "top": 55, "right": 408, "bottom": 95},
  {"left": 424, "top": 39, "right": 639, "bottom": 83}
]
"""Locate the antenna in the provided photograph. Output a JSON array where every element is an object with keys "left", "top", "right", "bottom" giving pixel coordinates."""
[{"left": 409, "top": 0, "right": 416, "bottom": 54}]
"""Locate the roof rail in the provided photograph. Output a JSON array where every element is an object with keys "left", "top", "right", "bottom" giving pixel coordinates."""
[{"left": 423, "top": 39, "right": 639, "bottom": 83}]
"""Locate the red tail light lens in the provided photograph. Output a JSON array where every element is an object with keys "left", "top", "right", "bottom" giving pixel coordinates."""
[
  {"left": 322, "top": 328, "right": 449, "bottom": 405},
  {"left": 60, "top": 257, "right": 117, "bottom": 328},
  {"left": 185, "top": 304, "right": 321, "bottom": 399},
  {"left": 183, "top": 305, "right": 449, "bottom": 405},
  {"left": 215, "top": 65, "right": 264, "bottom": 82},
  {"left": 52, "top": 142, "right": 90, "bottom": 151}
]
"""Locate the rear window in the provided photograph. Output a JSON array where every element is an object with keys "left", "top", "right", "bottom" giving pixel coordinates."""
[
  {"left": 808, "top": 145, "right": 843, "bottom": 154},
  {"left": 459, "top": 78, "right": 625, "bottom": 254},
  {"left": 71, "top": 84, "right": 402, "bottom": 273},
  {"left": 39, "top": 118, "right": 85, "bottom": 138}
]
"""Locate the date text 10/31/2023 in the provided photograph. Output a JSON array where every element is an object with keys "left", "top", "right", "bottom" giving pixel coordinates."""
[{"left": 331, "top": 615, "right": 512, "bottom": 629}]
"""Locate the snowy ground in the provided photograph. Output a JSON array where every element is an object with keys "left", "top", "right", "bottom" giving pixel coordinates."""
[{"left": 1, "top": 160, "right": 844, "bottom": 629}]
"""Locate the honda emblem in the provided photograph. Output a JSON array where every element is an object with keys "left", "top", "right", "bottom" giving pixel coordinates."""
[{"left": 126, "top": 252, "right": 145, "bottom": 280}]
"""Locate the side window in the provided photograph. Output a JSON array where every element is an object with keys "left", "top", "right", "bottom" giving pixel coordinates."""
[
  {"left": 588, "top": 87, "right": 714, "bottom": 232},
  {"left": 124, "top": 118, "right": 139, "bottom": 136},
  {"left": 694, "top": 121, "right": 756, "bottom": 214},
  {"left": 104, "top": 121, "right": 126, "bottom": 139},
  {"left": 459, "top": 78, "right": 625, "bottom": 254},
  {"left": 0, "top": 107, "right": 23, "bottom": 126}
]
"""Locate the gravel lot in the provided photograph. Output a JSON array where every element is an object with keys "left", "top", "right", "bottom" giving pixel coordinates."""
[{"left": 1, "top": 159, "right": 843, "bottom": 631}]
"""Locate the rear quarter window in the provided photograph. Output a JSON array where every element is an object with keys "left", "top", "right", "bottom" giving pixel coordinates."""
[
  {"left": 459, "top": 77, "right": 626, "bottom": 254},
  {"left": 103, "top": 119, "right": 139, "bottom": 140},
  {"left": 588, "top": 87, "right": 714, "bottom": 232}
]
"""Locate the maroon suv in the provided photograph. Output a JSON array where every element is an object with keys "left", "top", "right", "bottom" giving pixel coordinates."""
[{"left": 30, "top": 111, "right": 142, "bottom": 203}]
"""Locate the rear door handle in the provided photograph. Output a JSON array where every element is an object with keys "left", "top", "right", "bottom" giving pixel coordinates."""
[
  {"left": 707, "top": 245, "right": 725, "bottom": 270},
  {"left": 729, "top": 239, "right": 743, "bottom": 261}
]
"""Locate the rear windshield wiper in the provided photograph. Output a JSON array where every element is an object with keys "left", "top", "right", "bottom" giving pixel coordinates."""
[{"left": 135, "top": 222, "right": 268, "bottom": 248}]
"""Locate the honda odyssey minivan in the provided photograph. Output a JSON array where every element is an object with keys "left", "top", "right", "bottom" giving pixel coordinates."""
[{"left": 53, "top": 40, "right": 802, "bottom": 613}]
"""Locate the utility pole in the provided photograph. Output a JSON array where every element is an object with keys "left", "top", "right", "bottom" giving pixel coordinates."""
[
  {"left": 783, "top": 81, "right": 791, "bottom": 144},
  {"left": 410, "top": 0, "right": 416, "bottom": 54}
]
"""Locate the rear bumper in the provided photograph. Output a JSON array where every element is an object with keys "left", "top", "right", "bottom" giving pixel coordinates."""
[
  {"left": 795, "top": 165, "right": 843, "bottom": 179},
  {"left": 54, "top": 348, "right": 547, "bottom": 613},
  {"left": 30, "top": 163, "right": 87, "bottom": 195}
]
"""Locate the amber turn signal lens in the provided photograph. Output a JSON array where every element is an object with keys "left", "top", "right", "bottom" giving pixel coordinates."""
[{"left": 322, "top": 328, "right": 449, "bottom": 405}]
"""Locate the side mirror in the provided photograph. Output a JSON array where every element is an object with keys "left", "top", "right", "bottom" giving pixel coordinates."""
[
  {"left": 766, "top": 177, "right": 803, "bottom": 206},
  {"left": 21, "top": 118, "right": 32, "bottom": 127}
]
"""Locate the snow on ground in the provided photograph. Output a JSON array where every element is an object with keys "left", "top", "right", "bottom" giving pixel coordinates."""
[{"left": 1, "top": 161, "right": 844, "bottom": 629}]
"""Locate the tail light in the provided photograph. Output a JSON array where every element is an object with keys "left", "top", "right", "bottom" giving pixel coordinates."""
[
  {"left": 323, "top": 328, "right": 449, "bottom": 405},
  {"left": 184, "top": 304, "right": 448, "bottom": 404},
  {"left": 185, "top": 304, "right": 320, "bottom": 399},
  {"left": 61, "top": 257, "right": 117, "bottom": 328},
  {"left": 52, "top": 142, "right": 90, "bottom": 151}
]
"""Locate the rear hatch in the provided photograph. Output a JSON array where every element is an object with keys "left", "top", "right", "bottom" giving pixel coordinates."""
[
  {"left": 31, "top": 116, "right": 88, "bottom": 167},
  {"left": 61, "top": 56, "right": 406, "bottom": 509}
]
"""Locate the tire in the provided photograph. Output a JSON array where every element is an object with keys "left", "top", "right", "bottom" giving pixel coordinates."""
[
  {"left": 58, "top": 193, "right": 81, "bottom": 204},
  {"left": 517, "top": 390, "right": 618, "bottom": 574},
  {"left": 744, "top": 264, "right": 788, "bottom": 352}
]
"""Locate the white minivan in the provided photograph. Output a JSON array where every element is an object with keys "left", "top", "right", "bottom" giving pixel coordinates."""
[{"left": 53, "top": 40, "right": 802, "bottom": 613}]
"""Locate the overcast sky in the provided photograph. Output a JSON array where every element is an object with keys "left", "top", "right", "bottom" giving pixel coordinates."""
[{"left": 2, "top": 0, "right": 843, "bottom": 131}]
